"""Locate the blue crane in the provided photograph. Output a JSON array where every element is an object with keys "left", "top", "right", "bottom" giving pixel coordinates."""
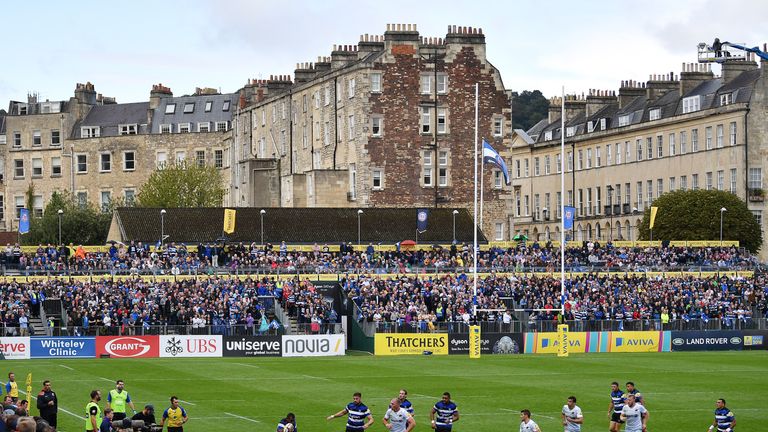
[{"left": 698, "top": 40, "right": 768, "bottom": 63}]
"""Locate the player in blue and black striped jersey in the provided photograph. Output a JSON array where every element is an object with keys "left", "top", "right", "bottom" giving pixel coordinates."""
[
  {"left": 626, "top": 382, "right": 644, "bottom": 405},
  {"left": 710, "top": 398, "right": 736, "bottom": 432},
  {"left": 430, "top": 392, "right": 459, "bottom": 431},
  {"left": 327, "top": 392, "right": 373, "bottom": 432},
  {"left": 398, "top": 389, "right": 414, "bottom": 416},
  {"left": 609, "top": 382, "right": 625, "bottom": 432}
]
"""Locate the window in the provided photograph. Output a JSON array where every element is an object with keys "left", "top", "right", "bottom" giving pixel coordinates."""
[
  {"left": 32, "top": 158, "right": 42, "bottom": 177},
  {"left": 730, "top": 168, "right": 737, "bottom": 194},
  {"left": 691, "top": 129, "right": 699, "bottom": 152},
  {"left": 586, "top": 189, "right": 592, "bottom": 215},
  {"left": 205, "top": 101, "right": 213, "bottom": 112},
  {"left": 51, "top": 157, "right": 61, "bottom": 176},
  {"left": 324, "top": 86, "right": 331, "bottom": 106},
  {"left": 51, "top": 129, "right": 60, "bottom": 146},
  {"left": 616, "top": 142, "right": 623, "bottom": 164},
  {"left": 124, "top": 189, "right": 135, "bottom": 206},
  {"left": 586, "top": 148, "right": 592, "bottom": 169},
  {"left": 556, "top": 153, "right": 561, "bottom": 173},
  {"left": 647, "top": 180, "right": 653, "bottom": 204},
  {"left": 567, "top": 152, "right": 573, "bottom": 172},
  {"left": 214, "top": 150, "right": 223, "bottom": 168},
  {"left": 198, "top": 122, "right": 210, "bottom": 133},
  {"left": 280, "top": 130, "right": 286, "bottom": 155},
  {"left": 544, "top": 155, "right": 551, "bottom": 175},
  {"left": 259, "top": 137, "right": 266, "bottom": 156},
  {"left": 720, "top": 93, "right": 733, "bottom": 106},
  {"left": 165, "top": 104, "right": 176, "bottom": 114},
  {"left": 15, "top": 196, "right": 24, "bottom": 219},
  {"left": 556, "top": 192, "right": 561, "bottom": 218},
  {"left": 216, "top": 121, "right": 229, "bottom": 132},
  {"left": 81, "top": 126, "right": 100, "bottom": 138},
  {"left": 656, "top": 136, "right": 663, "bottom": 158},
  {"left": 370, "top": 72, "right": 382, "bottom": 93},
  {"left": 161, "top": 124, "right": 172, "bottom": 134},
  {"left": 753, "top": 210, "right": 763, "bottom": 228},
  {"left": 196, "top": 150, "right": 206, "bottom": 167},
  {"left": 437, "top": 108, "right": 446, "bottom": 133},
  {"left": 423, "top": 151, "right": 433, "bottom": 186},
  {"left": 669, "top": 133, "right": 676, "bottom": 156},
  {"left": 348, "top": 78, "right": 356, "bottom": 98},
  {"left": 175, "top": 150, "right": 186, "bottom": 163},
  {"left": 647, "top": 137, "right": 653, "bottom": 159},
  {"left": 494, "top": 170, "right": 503, "bottom": 189},
  {"left": 437, "top": 74, "right": 448, "bottom": 94},
  {"left": 704, "top": 126, "right": 713, "bottom": 149},
  {"left": 534, "top": 157, "right": 540, "bottom": 176},
  {"left": 178, "top": 123, "right": 191, "bottom": 133},
  {"left": 682, "top": 96, "right": 700, "bottom": 113},
  {"left": 421, "top": 107, "right": 431, "bottom": 133},
  {"left": 524, "top": 194, "right": 530, "bottom": 216},
  {"left": 595, "top": 147, "right": 601, "bottom": 167},
  {"left": 649, "top": 108, "right": 661, "bottom": 121},
  {"left": 717, "top": 170, "right": 724, "bottom": 190},
  {"left": 76, "top": 154, "right": 87, "bottom": 173},
  {"left": 618, "top": 115, "right": 630, "bottom": 126},
  {"left": 348, "top": 115, "right": 355, "bottom": 140},
  {"left": 716, "top": 124, "right": 723, "bottom": 148},
  {"left": 183, "top": 102, "right": 194, "bottom": 114},
  {"left": 606, "top": 145, "right": 612, "bottom": 165},
  {"left": 336, "top": 82, "right": 342, "bottom": 102},
  {"left": 749, "top": 167, "right": 762, "bottom": 189},
  {"left": 222, "top": 100, "right": 230, "bottom": 111},
  {"left": 76, "top": 192, "right": 87, "bottom": 208},
  {"left": 100, "top": 153, "right": 111, "bottom": 172},
  {"left": 0, "top": 135, "right": 5, "bottom": 145},
  {"left": 420, "top": 75, "right": 432, "bottom": 94},
  {"left": 566, "top": 126, "right": 575, "bottom": 138},
  {"left": 692, "top": 173, "right": 699, "bottom": 190},
  {"left": 636, "top": 139, "right": 643, "bottom": 161},
  {"left": 33, "top": 195, "right": 43, "bottom": 218},
  {"left": 493, "top": 117, "right": 503, "bottom": 137},
  {"left": 625, "top": 141, "right": 630, "bottom": 163},
  {"left": 494, "top": 223, "right": 504, "bottom": 241},
  {"left": 281, "top": 101, "right": 286, "bottom": 119},
  {"left": 323, "top": 121, "right": 330, "bottom": 146},
  {"left": 637, "top": 182, "right": 643, "bottom": 210},
  {"left": 524, "top": 158, "right": 530, "bottom": 177},
  {"left": 680, "top": 175, "right": 687, "bottom": 191},
  {"left": 680, "top": 131, "right": 687, "bottom": 154},
  {"left": 670, "top": 177, "right": 676, "bottom": 191},
  {"left": 438, "top": 150, "right": 448, "bottom": 187},
  {"left": 119, "top": 151, "right": 134, "bottom": 171},
  {"left": 657, "top": 179, "right": 663, "bottom": 197},
  {"left": 544, "top": 131, "right": 553, "bottom": 141},
  {"left": 100, "top": 191, "right": 111, "bottom": 212},
  {"left": 729, "top": 122, "right": 737, "bottom": 145},
  {"left": 515, "top": 160, "right": 521, "bottom": 178},
  {"left": 156, "top": 151, "right": 167, "bottom": 168},
  {"left": 371, "top": 117, "right": 382, "bottom": 137},
  {"left": 119, "top": 124, "right": 138, "bottom": 135},
  {"left": 706, "top": 172, "right": 713, "bottom": 190},
  {"left": 372, "top": 169, "right": 383, "bottom": 190}
]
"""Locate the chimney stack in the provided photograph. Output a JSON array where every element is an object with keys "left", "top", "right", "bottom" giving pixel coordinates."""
[
  {"left": 618, "top": 80, "right": 646, "bottom": 109},
  {"left": 679, "top": 63, "right": 714, "bottom": 96},
  {"left": 585, "top": 89, "right": 617, "bottom": 117},
  {"left": 646, "top": 72, "right": 678, "bottom": 102}
]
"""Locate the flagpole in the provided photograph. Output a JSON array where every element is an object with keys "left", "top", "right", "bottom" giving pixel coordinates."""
[
  {"left": 560, "top": 86, "right": 566, "bottom": 318},
  {"left": 480, "top": 140, "right": 485, "bottom": 230},
  {"left": 473, "top": 83, "right": 479, "bottom": 319}
]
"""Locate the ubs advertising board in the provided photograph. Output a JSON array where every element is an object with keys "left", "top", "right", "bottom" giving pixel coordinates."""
[
  {"left": 159, "top": 335, "right": 223, "bottom": 358},
  {"left": 448, "top": 333, "right": 522, "bottom": 355},
  {"left": 374, "top": 334, "right": 448, "bottom": 355},
  {"left": 223, "top": 336, "right": 282, "bottom": 357}
]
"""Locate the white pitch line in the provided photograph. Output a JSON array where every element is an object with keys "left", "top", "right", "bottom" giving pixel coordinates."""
[
  {"left": 0, "top": 381, "right": 82, "bottom": 421},
  {"left": 302, "top": 374, "right": 330, "bottom": 381},
  {"left": 233, "top": 362, "right": 260, "bottom": 368},
  {"left": 59, "top": 364, "right": 74, "bottom": 371},
  {"left": 179, "top": 399, "right": 197, "bottom": 406},
  {"left": 98, "top": 377, "right": 114, "bottom": 382},
  {"left": 225, "top": 412, "right": 261, "bottom": 423}
]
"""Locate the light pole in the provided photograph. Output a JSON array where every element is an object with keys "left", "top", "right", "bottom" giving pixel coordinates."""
[
  {"left": 720, "top": 207, "right": 727, "bottom": 245},
  {"left": 160, "top": 209, "right": 166, "bottom": 247},
  {"left": 57, "top": 209, "right": 63, "bottom": 245},
  {"left": 260, "top": 209, "right": 266, "bottom": 245},
  {"left": 606, "top": 185, "right": 614, "bottom": 241},
  {"left": 357, "top": 209, "right": 363, "bottom": 249},
  {"left": 452, "top": 210, "right": 459, "bottom": 243},
  {"left": 542, "top": 207, "right": 548, "bottom": 241}
]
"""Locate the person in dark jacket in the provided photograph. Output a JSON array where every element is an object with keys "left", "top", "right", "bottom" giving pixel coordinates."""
[{"left": 36, "top": 380, "right": 57, "bottom": 429}]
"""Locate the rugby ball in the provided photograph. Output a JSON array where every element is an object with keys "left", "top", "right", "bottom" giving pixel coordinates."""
[{"left": 283, "top": 423, "right": 294, "bottom": 432}]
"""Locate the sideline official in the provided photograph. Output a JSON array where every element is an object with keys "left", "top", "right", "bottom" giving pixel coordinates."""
[{"left": 36, "top": 380, "right": 58, "bottom": 429}]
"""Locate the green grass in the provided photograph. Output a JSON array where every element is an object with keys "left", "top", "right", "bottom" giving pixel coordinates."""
[{"left": 8, "top": 351, "right": 767, "bottom": 431}]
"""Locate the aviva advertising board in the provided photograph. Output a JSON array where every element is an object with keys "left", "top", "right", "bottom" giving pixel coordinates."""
[{"left": 525, "top": 331, "right": 671, "bottom": 354}]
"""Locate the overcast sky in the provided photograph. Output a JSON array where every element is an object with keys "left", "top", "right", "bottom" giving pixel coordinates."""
[{"left": 2, "top": 0, "right": 766, "bottom": 106}]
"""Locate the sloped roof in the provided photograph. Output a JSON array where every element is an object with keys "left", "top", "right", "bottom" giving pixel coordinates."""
[
  {"left": 151, "top": 93, "right": 238, "bottom": 133},
  {"left": 75, "top": 102, "right": 150, "bottom": 137},
  {"left": 113, "top": 207, "right": 487, "bottom": 244}
]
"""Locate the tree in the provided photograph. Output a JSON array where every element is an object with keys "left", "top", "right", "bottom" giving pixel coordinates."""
[
  {"left": 136, "top": 161, "right": 225, "bottom": 208},
  {"left": 24, "top": 191, "right": 113, "bottom": 245},
  {"left": 511, "top": 90, "right": 549, "bottom": 131},
  {"left": 637, "top": 189, "right": 762, "bottom": 252}
]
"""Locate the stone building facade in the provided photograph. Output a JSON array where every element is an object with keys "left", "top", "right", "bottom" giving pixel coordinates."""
[
  {"left": 233, "top": 24, "right": 513, "bottom": 239},
  {"left": 509, "top": 52, "right": 768, "bottom": 256}
]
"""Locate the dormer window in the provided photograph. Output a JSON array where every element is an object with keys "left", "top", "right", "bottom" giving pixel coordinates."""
[
  {"left": 222, "top": 100, "right": 231, "bottom": 111},
  {"left": 165, "top": 104, "right": 176, "bottom": 114},
  {"left": 81, "top": 126, "right": 101, "bottom": 138},
  {"left": 183, "top": 102, "right": 195, "bottom": 113},
  {"left": 119, "top": 124, "right": 138, "bottom": 135},
  {"left": 205, "top": 101, "right": 213, "bottom": 112},
  {"left": 566, "top": 126, "right": 575, "bottom": 137},
  {"left": 682, "top": 96, "right": 701, "bottom": 113},
  {"left": 600, "top": 118, "right": 607, "bottom": 130},
  {"left": 544, "top": 130, "right": 553, "bottom": 141},
  {"left": 649, "top": 108, "right": 661, "bottom": 121},
  {"left": 587, "top": 121, "right": 596, "bottom": 133},
  {"left": 720, "top": 93, "right": 733, "bottom": 106},
  {"left": 618, "top": 115, "right": 630, "bottom": 127}
]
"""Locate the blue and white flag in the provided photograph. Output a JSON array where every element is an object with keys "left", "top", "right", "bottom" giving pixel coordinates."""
[
  {"left": 563, "top": 206, "right": 576, "bottom": 230},
  {"left": 18, "top": 208, "right": 30, "bottom": 234},
  {"left": 482, "top": 140, "right": 510, "bottom": 185},
  {"left": 417, "top": 208, "right": 428, "bottom": 233}
]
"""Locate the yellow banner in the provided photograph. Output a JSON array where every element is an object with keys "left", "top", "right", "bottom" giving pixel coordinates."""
[
  {"left": 469, "top": 326, "right": 481, "bottom": 359},
  {"left": 649, "top": 206, "right": 658, "bottom": 229},
  {"left": 374, "top": 334, "right": 448, "bottom": 356},
  {"left": 557, "top": 324, "right": 569, "bottom": 357},
  {"left": 25, "top": 373, "right": 32, "bottom": 407},
  {"left": 532, "top": 332, "right": 587, "bottom": 354},
  {"left": 608, "top": 331, "right": 660, "bottom": 352},
  {"left": 223, "top": 209, "right": 236, "bottom": 234}
]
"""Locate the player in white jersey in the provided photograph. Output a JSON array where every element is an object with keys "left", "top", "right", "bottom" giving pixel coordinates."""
[
  {"left": 620, "top": 394, "right": 648, "bottom": 432},
  {"left": 520, "top": 409, "right": 542, "bottom": 432},
  {"left": 561, "top": 396, "right": 583, "bottom": 432},
  {"left": 383, "top": 398, "right": 415, "bottom": 432}
]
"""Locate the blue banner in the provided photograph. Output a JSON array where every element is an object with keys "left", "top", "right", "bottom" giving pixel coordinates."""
[
  {"left": 563, "top": 206, "right": 576, "bottom": 230},
  {"left": 670, "top": 331, "right": 743, "bottom": 351},
  {"left": 31, "top": 337, "right": 96, "bottom": 358},
  {"left": 417, "top": 208, "right": 428, "bottom": 232},
  {"left": 18, "top": 208, "right": 30, "bottom": 234}
]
